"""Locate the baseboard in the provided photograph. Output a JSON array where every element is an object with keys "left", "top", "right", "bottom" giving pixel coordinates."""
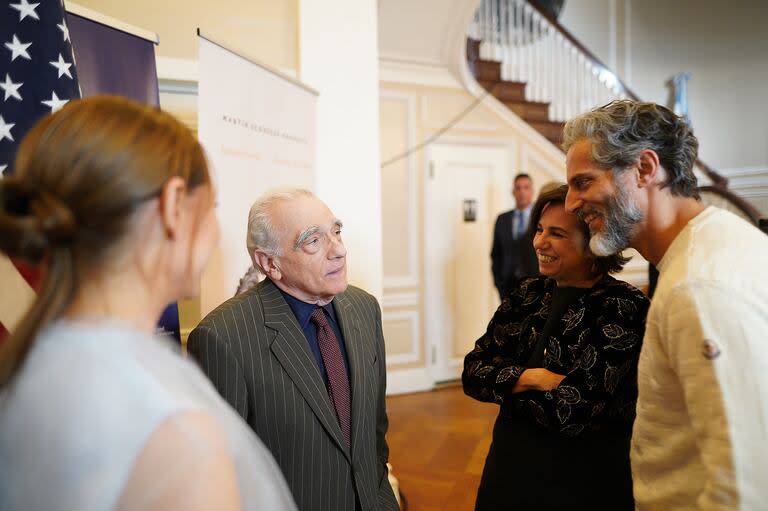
[{"left": 386, "top": 367, "right": 434, "bottom": 396}]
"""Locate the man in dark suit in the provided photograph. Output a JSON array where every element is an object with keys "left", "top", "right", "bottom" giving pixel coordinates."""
[
  {"left": 188, "top": 188, "right": 399, "bottom": 511},
  {"left": 491, "top": 173, "right": 539, "bottom": 298}
]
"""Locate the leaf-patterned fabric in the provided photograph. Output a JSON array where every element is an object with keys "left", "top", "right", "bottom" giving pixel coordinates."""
[
  {"left": 464, "top": 275, "right": 650, "bottom": 510},
  {"left": 463, "top": 275, "right": 649, "bottom": 436}
]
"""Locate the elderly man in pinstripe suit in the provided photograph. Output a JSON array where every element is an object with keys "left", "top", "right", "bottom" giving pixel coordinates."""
[{"left": 188, "top": 188, "right": 399, "bottom": 511}]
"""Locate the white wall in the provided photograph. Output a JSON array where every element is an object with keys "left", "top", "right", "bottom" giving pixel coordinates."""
[
  {"left": 70, "top": 0, "right": 297, "bottom": 70},
  {"left": 628, "top": 0, "right": 768, "bottom": 171},
  {"left": 559, "top": 0, "right": 615, "bottom": 70},
  {"left": 559, "top": 0, "right": 768, "bottom": 173},
  {"left": 299, "top": 0, "right": 384, "bottom": 300}
]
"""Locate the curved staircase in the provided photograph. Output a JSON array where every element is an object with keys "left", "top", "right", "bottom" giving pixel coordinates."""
[{"left": 465, "top": 0, "right": 766, "bottom": 230}]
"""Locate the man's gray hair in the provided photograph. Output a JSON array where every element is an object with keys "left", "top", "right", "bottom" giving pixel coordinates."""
[
  {"left": 246, "top": 187, "right": 314, "bottom": 273},
  {"left": 562, "top": 100, "right": 700, "bottom": 198}
]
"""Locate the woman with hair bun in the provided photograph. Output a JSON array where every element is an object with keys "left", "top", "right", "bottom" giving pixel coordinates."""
[{"left": 0, "top": 96, "right": 296, "bottom": 511}]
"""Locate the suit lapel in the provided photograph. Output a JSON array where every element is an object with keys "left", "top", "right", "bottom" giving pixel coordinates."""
[
  {"left": 260, "top": 280, "right": 351, "bottom": 461},
  {"left": 332, "top": 291, "right": 365, "bottom": 462}
]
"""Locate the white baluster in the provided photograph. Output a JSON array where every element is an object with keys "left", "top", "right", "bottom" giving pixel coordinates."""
[
  {"left": 526, "top": 4, "right": 534, "bottom": 100},
  {"left": 501, "top": 0, "right": 509, "bottom": 80},
  {"left": 542, "top": 18, "right": 549, "bottom": 104},
  {"left": 534, "top": 12, "right": 542, "bottom": 103},
  {"left": 512, "top": 0, "right": 519, "bottom": 82},
  {"left": 568, "top": 43, "right": 581, "bottom": 118},
  {"left": 481, "top": 0, "right": 490, "bottom": 60},
  {"left": 469, "top": 8, "right": 479, "bottom": 40},
  {"left": 554, "top": 32, "right": 562, "bottom": 121}
]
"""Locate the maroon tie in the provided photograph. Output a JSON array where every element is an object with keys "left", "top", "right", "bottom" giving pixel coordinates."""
[{"left": 310, "top": 307, "right": 351, "bottom": 448}]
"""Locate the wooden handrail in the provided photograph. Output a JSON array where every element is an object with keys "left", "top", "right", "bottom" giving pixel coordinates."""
[{"left": 699, "top": 185, "right": 764, "bottom": 227}]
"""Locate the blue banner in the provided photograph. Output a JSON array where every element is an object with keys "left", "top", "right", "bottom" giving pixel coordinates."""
[{"left": 68, "top": 12, "right": 180, "bottom": 342}]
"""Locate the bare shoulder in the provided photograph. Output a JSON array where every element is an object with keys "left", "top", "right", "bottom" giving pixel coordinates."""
[{"left": 117, "top": 411, "right": 240, "bottom": 511}]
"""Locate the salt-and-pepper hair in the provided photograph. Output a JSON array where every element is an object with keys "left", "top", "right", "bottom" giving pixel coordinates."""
[
  {"left": 246, "top": 187, "right": 314, "bottom": 273},
  {"left": 562, "top": 100, "right": 700, "bottom": 198}
]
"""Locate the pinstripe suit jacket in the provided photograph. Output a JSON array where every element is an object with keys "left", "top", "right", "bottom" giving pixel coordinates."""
[{"left": 188, "top": 279, "right": 399, "bottom": 511}]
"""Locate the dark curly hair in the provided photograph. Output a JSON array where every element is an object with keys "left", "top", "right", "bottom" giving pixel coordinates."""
[{"left": 528, "top": 184, "right": 630, "bottom": 275}]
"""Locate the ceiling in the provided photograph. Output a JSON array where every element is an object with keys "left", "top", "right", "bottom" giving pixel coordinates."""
[{"left": 377, "top": 0, "right": 479, "bottom": 67}]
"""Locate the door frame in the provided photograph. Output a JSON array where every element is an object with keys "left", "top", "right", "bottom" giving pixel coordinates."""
[{"left": 424, "top": 142, "right": 513, "bottom": 384}]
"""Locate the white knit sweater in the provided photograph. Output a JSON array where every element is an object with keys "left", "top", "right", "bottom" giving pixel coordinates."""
[{"left": 632, "top": 207, "right": 768, "bottom": 510}]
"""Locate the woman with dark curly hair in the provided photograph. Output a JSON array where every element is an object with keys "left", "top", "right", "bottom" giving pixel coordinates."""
[{"left": 463, "top": 184, "right": 649, "bottom": 510}]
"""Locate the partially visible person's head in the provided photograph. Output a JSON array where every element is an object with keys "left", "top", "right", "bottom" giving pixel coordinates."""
[
  {"left": 235, "top": 266, "right": 264, "bottom": 296},
  {"left": 0, "top": 95, "right": 217, "bottom": 384},
  {"left": 562, "top": 100, "right": 699, "bottom": 255},
  {"left": 512, "top": 173, "right": 534, "bottom": 210},
  {"left": 530, "top": 184, "right": 628, "bottom": 286},
  {"left": 247, "top": 188, "right": 347, "bottom": 305}
]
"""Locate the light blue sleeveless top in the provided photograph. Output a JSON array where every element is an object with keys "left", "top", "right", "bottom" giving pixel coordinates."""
[{"left": 0, "top": 320, "right": 297, "bottom": 510}]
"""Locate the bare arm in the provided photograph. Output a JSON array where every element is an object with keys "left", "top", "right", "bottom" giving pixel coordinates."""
[{"left": 116, "top": 411, "right": 241, "bottom": 511}]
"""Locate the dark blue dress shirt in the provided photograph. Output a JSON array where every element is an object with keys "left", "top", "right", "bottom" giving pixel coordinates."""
[{"left": 279, "top": 288, "right": 351, "bottom": 385}]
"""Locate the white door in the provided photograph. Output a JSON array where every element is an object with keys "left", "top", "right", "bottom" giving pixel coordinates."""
[{"left": 425, "top": 143, "right": 511, "bottom": 383}]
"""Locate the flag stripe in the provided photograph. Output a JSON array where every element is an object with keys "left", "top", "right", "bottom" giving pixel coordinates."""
[
  {"left": 0, "top": 0, "right": 81, "bottom": 336},
  {"left": 0, "top": 254, "right": 35, "bottom": 332}
]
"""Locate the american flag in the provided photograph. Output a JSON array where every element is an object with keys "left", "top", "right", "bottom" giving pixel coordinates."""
[{"left": 0, "top": 0, "right": 81, "bottom": 338}]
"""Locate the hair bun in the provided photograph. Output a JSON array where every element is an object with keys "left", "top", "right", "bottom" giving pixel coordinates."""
[
  {"left": 0, "top": 179, "right": 77, "bottom": 261},
  {"left": 34, "top": 191, "right": 77, "bottom": 245}
]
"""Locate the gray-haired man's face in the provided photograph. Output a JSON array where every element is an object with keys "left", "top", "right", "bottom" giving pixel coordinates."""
[{"left": 269, "top": 195, "right": 348, "bottom": 305}]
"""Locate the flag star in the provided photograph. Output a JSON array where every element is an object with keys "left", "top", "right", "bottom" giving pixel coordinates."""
[
  {"left": 57, "top": 20, "right": 70, "bottom": 42},
  {"left": 9, "top": 0, "right": 40, "bottom": 21},
  {"left": 0, "top": 74, "right": 23, "bottom": 101},
  {"left": 0, "top": 164, "right": 7, "bottom": 177},
  {"left": 4, "top": 34, "right": 32, "bottom": 61},
  {"left": 50, "top": 53, "right": 73, "bottom": 79},
  {"left": 41, "top": 91, "right": 69, "bottom": 112},
  {"left": 0, "top": 116, "right": 15, "bottom": 142}
]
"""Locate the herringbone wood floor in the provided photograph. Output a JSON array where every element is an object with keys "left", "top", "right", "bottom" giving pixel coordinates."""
[{"left": 386, "top": 385, "right": 498, "bottom": 511}]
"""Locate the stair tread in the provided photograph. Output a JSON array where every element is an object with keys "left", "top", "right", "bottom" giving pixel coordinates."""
[
  {"left": 502, "top": 99, "right": 550, "bottom": 108},
  {"left": 466, "top": 46, "right": 561, "bottom": 149},
  {"left": 528, "top": 119, "right": 565, "bottom": 127}
]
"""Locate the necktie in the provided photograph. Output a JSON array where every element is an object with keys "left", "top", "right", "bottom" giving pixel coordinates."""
[
  {"left": 515, "top": 210, "right": 526, "bottom": 240},
  {"left": 310, "top": 307, "right": 351, "bottom": 448}
]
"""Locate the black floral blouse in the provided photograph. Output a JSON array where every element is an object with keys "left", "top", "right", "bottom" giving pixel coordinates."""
[{"left": 463, "top": 275, "right": 650, "bottom": 437}]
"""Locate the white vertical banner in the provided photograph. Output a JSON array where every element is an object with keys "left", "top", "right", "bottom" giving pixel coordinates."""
[{"left": 197, "top": 33, "right": 317, "bottom": 316}]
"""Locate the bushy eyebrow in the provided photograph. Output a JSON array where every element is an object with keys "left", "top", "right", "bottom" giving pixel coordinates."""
[
  {"left": 293, "top": 219, "right": 343, "bottom": 250},
  {"left": 294, "top": 226, "right": 320, "bottom": 250}
]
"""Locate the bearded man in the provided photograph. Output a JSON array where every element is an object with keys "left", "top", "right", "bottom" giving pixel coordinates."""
[{"left": 563, "top": 100, "right": 768, "bottom": 511}]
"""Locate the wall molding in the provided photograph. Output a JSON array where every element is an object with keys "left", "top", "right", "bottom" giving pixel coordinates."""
[
  {"left": 379, "top": 58, "right": 462, "bottom": 89},
  {"left": 382, "top": 292, "right": 419, "bottom": 308},
  {"left": 380, "top": 91, "right": 420, "bottom": 289},
  {"left": 420, "top": 94, "right": 499, "bottom": 133},
  {"left": 386, "top": 366, "right": 434, "bottom": 395},
  {"left": 383, "top": 310, "right": 421, "bottom": 366},
  {"left": 718, "top": 165, "right": 768, "bottom": 180},
  {"left": 718, "top": 166, "right": 768, "bottom": 202},
  {"left": 519, "top": 142, "right": 568, "bottom": 182}
]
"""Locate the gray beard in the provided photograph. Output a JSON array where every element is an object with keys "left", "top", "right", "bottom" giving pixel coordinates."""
[{"left": 588, "top": 185, "right": 643, "bottom": 257}]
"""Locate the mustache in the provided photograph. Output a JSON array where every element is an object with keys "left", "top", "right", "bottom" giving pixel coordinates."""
[
  {"left": 576, "top": 207, "right": 601, "bottom": 224},
  {"left": 587, "top": 187, "right": 643, "bottom": 256}
]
